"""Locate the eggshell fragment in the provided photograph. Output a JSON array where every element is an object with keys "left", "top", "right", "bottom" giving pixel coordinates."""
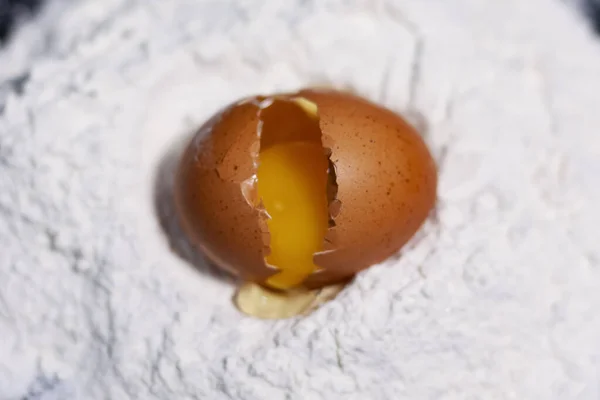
[{"left": 174, "top": 88, "right": 437, "bottom": 289}]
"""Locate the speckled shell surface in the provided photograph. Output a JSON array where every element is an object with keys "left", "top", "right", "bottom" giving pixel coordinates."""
[{"left": 174, "top": 89, "right": 437, "bottom": 288}]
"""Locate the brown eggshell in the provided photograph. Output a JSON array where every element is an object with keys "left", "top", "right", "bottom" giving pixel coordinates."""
[
  {"left": 174, "top": 89, "right": 437, "bottom": 289},
  {"left": 175, "top": 99, "right": 271, "bottom": 282}
]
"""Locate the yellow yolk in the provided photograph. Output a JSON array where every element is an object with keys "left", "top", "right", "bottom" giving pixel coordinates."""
[{"left": 256, "top": 141, "right": 329, "bottom": 290}]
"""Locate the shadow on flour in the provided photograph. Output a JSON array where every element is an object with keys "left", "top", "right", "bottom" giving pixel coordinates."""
[
  {"left": 0, "top": 0, "right": 44, "bottom": 45},
  {"left": 584, "top": 0, "right": 600, "bottom": 34},
  {"left": 153, "top": 132, "right": 234, "bottom": 285}
]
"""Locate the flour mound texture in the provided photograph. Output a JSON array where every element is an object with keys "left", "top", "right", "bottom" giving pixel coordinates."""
[{"left": 2, "top": 1, "right": 600, "bottom": 399}]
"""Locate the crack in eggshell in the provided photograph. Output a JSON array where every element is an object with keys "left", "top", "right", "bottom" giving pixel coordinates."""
[
  {"left": 240, "top": 175, "right": 259, "bottom": 207},
  {"left": 212, "top": 92, "right": 343, "bottom": 285},
  {"left": 259, "top": 94, "right": 342, "bottom": 283}
]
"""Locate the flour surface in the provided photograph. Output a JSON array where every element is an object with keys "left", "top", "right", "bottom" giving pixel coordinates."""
[{"left": 1, "top": 1, "right": 600, "bottom": 399}]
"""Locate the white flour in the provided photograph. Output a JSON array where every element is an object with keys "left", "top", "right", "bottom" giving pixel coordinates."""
[{"left": 2, "top": 0, "right": 600, "bottom": 399}]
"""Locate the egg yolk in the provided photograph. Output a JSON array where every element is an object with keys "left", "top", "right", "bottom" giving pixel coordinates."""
[{"left": 256, "top": 141, "right": 329, "bottom": 290}]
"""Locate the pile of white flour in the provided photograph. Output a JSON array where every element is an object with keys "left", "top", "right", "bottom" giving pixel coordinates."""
[{"left": 2, "top": 0, "right": 600, "bottom": 398}]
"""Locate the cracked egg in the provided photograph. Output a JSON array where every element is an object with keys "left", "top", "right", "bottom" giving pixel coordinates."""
[{"left": 174, "top": 88, "right": 437, "bottom": 318}]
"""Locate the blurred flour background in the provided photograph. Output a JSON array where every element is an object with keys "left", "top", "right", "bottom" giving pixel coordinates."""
[{"left": 2, "top": 1, "right": 600, "bottom": 399}]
